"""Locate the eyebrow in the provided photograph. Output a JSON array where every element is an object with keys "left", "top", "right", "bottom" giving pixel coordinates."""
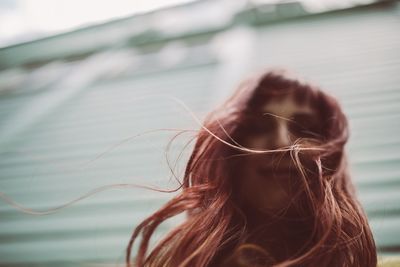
[
  {"left": 262, "top": 111, "right": 316, "bottom": 123},
  {"left": 291, "top": 112, "right": 318, "bottom": 119},
  {"left": 262, "top": 112, "right": 292, "bottom": 122}
]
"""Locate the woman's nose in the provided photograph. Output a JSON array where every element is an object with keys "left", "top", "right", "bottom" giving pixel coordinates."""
[{"left": 273, "top": 121, "right": 291, "bottom": 148}]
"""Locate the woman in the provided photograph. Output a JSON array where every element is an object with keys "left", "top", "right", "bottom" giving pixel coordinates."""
[{"left": 126, "top": 69, "right": 377, "bottom": 267}]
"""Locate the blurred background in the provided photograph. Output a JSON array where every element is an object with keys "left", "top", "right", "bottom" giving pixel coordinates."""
[{"left": 0, "top": 0, "right": 399, "bottom": 266}]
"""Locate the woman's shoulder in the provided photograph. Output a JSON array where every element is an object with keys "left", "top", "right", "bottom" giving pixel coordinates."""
[{"left": 378, "top": 256, "right": 400, "bottom": 267}]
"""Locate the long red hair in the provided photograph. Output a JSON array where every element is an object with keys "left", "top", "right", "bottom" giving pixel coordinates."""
[{"left": 126, "top": 69, "right": 377, "bottom": 267}]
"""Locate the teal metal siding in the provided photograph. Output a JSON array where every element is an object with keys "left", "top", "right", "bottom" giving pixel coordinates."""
[{"left": 0, "top": 3, "right": 399, "bottom": 266}]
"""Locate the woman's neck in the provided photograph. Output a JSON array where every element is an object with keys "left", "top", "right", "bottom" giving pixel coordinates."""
[{"left": 243, "top": 207, "right": 314, "bottom": 262}]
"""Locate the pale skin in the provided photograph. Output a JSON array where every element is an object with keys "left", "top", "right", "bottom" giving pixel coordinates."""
[{"left": 238, "top": 93, "right": 321, "bottom": 216}]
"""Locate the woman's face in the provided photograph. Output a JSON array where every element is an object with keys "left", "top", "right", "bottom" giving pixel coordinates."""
[{"left": 237, "top": 92, "right": 322, "bottom": 216}]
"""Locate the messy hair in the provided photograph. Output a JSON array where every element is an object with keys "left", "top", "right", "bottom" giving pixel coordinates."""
[{"left": 126, "top": 69, "right": 377, "bottom": 267}]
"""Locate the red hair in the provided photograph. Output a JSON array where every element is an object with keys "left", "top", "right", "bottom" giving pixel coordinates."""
[{"left": 126, "top": 69, "right": 377, "bottom": 267}]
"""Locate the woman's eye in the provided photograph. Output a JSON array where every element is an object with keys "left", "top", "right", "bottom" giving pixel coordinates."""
[
  {"left": 289, "top": 114, "right": 323, "bottom": 139},
  {"left": 244, "top": 116, "right": 276, "bottom": 135}
]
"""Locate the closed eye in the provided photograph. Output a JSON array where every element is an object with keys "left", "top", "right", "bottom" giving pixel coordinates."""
[
  {"left": 241, "top": 114, "right": 277, "bottom": 135},
  {"left": 289, "top": 113, "right": 323, "bottom": 139}
]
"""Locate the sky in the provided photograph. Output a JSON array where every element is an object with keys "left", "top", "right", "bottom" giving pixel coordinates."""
[
  {"left": 0, "top": 0, "right": 374, "bottom": 48},
  {"left": 0, "top": 0, "right": 195, "bottom": 48}
]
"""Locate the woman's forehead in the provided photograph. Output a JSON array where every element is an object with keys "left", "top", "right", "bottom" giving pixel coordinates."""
[{"left": 262, "top": 94, "right": 314, "bottom": 119}]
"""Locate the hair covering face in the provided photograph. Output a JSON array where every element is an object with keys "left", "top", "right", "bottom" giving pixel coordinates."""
[{"left": 126, "top": 69, "right": 377, "bottom": 267}]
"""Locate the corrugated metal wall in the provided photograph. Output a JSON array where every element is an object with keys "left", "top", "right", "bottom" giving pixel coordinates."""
[
  {"left": 0, "top": 2, "right": 399, "bottom": 266},
  {"left": 0, "top": 60, "right": 219, "bottom": 266}
]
